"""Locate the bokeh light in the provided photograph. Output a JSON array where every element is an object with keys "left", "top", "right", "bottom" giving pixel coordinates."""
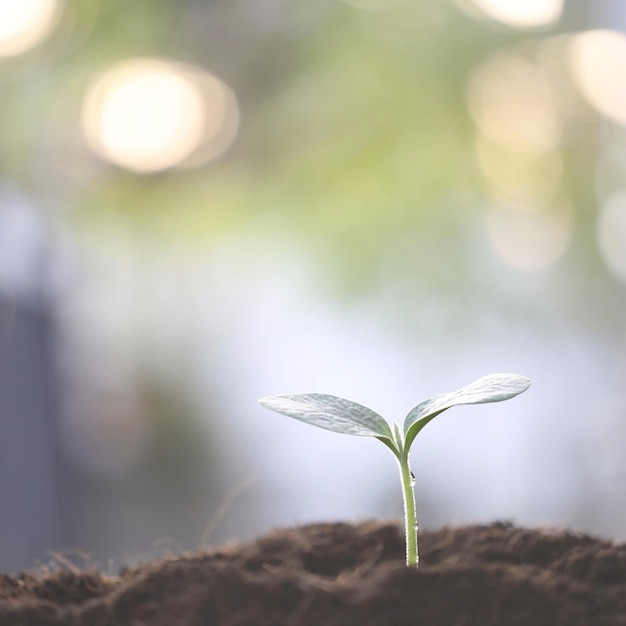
[
  {"left": 568, "top": 30, "right": 626, "bottom": 127},
  {"left": 0, "top": 0, "right": 61, "bottom": 57},
  {"left": 81, "top": 58, "right": 239, "bottom": 173},
  {"left": 597, "top": 191, "right": 626, "bottom": 284},
  {"left": 474, "top": 137, "right": 563, "bottom": 211},
  {"left": 467, "top": 54, "right": 561, "bottom": 156},
  {"left": 484, "top": 204, "right": 573, "bottom": 271},
  {"left": 468, "top": 54, "right": 564, "bottom": 216},
  {"left": 459, "top": 0, "right": 563, "bottom": 30}
]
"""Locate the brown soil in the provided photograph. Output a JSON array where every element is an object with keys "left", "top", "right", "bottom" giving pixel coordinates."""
[{"left": 1, "top": 520, "right": 625, "bottom": 626}]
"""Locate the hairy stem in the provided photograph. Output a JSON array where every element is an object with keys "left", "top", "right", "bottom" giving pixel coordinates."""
[{"left": 398, "top": 456, "right": 418, "bottom": 567}]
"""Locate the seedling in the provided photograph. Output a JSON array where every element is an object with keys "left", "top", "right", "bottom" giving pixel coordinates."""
[{"left": 259, "top": 373, "right": 530, "bottom": 567}]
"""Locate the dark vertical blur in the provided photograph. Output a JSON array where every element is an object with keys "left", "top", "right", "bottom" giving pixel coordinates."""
[{"left": 0, "top": 290, "right": 61, "bottom": 571}]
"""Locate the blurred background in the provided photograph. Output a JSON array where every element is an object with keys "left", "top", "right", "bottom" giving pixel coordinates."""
[{"left": 1, "top": 0, "right": 626, "bottom": 573}]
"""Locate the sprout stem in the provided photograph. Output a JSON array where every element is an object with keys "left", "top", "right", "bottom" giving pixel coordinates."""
[{"left": 398, "top": 456, "right": 418, "bottom": 567}]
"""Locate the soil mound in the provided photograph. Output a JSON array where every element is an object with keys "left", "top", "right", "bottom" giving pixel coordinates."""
[{"left": 1, "top": 521, "right": 625, "bottom": 625}]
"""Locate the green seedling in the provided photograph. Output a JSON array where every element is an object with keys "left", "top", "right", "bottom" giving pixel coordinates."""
[{"left": 259, "top": 373, "right": 530, "bottom": 567}]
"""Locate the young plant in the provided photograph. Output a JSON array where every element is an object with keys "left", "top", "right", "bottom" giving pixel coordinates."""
[{"left": 259, "top": 373, "right": 530, "bottom": 567}]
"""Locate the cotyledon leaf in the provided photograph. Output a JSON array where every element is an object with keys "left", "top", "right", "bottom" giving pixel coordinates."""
[
  {"left": 259, "top": 393, "right": 395, "bottom": 442},
  {"left": 403, "top": 373, "right": 531, "bottom": 452}
]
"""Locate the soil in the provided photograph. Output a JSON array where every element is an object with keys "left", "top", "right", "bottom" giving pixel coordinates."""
[{"left": 1, "top": 520, "right": 625, "bottom": 626}]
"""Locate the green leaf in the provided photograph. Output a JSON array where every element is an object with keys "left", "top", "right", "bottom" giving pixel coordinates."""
[
  {"left": 403, "top": 373, "right": 531, "bottom": 452},
  {"left": 259, "top": 393, "right": 395, "bottom": 442}
]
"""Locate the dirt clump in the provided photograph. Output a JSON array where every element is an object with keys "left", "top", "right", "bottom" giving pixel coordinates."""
[{"left": 1, "top": 520, "right": 625, "bottom": 626}]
